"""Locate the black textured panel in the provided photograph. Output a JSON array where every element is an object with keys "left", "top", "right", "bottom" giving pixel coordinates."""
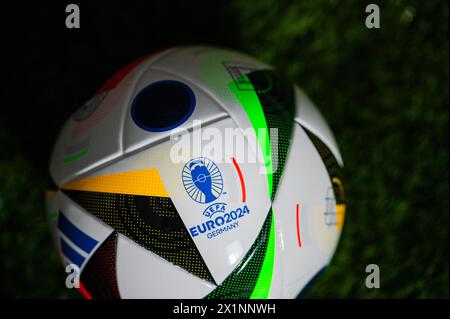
[
  {"left": 64, "top": 190, "right": 215, "bottom": 283},
  {"left": 303, "top": 127, "right": 345, "bottom": 204},
  {"left": 247, "top": 70, "right": 296, "bottom": 200},
  {"left": 80, "top": 231, "right": 120, "bottom": 299},
  {"left": 206, "top": 210, "right": 273, "bottom": 299},
  {"left": 131, "top": 80, "right": 195, "bottom": 132}
]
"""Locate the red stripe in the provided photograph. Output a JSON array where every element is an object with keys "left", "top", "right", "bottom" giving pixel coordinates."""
[
  {"left": 296, "top": 203, "right": 302, "bottom": 247},
  {"left": 79, "top": 281, "right": 93, "bottom": 300},
  {"left": 95, "top": 55, "right": 148, "bottom": 95},
  {"left": 95, "top": 48, "right": 168, "bottom": 95},
  {"left": 231, "top": 157, "right": 246, "bottom": 203}
]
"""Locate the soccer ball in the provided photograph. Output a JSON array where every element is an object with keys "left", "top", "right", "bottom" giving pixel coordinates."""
[{"left": 47, "top": 46, "right": 345, "bottom": 299}]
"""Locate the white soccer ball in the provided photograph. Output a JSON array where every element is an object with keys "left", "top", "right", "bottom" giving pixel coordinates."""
[{"left": 47, "top": 46, "right": 345, "bottom": 299}]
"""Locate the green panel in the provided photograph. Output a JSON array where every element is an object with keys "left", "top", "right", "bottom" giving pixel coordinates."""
[
  {"left": 207, "top": 70, "right": 296, "bottom": 299},
  {"left": 250, "top": 209, "right": 276, "bottom": 298},
  {"left": 229, "top": 77, "right": 273, "bottom": 198},
  {"left": 245, "top": 70, "right": 296, "bottom": 200},
  {"left": 205, "top": 210, "right": 274, "bottom": 299}
]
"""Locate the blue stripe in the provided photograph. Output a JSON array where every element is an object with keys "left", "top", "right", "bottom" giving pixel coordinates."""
[
  {"left": 60, "top": 238, "right": 85, "bottom": 268},
  {"left": 58, "top": 212, "right": 98, "bottom": 253}
]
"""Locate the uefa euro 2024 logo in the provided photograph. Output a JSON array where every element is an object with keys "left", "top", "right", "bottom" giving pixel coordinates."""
[
  {"left": 182, "top": 157, "right": 250, "bottom": 240},
  {"left": 182, "top": 157, "right": 224, "bottom": 204}
]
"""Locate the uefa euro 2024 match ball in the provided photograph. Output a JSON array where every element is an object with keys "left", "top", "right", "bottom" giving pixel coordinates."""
[{"left": 46, "top": 46, "right": 346, "bottom": 299}]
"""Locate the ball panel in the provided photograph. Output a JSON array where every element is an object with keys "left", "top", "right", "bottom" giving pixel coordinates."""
[
  {"left": 150, "top": 46, "right": 274, "bottom": 144},
  {"left": 155, "top": 117, "right": 272, "bottom": 285},
  {"left": 122, "top": 67, "right": 228, "bottom": 154},
  {"left": 69, "top": 116, "right": 272, "bottom": 286},
  {"left": 272, "top": 123, "right": 342, "bottom": 297},
  {"left": 116, "top": 234, "right": 216, "bottom": 298},
  {"left": 293, "top": 86, "right": 344, "bottom": 166},
  {"left": 205, "top": 210, "right": 274, "bottom": 298},
  {"left": 303, "top": 126, "right": 345, "bottom": 231},
  {"left": 55, "top": 192, "right": 115, "bottom": 272},
  {"left": 94, "top": 48, "right": 175, "bottom": 95},
  {"left": 150, "top": 46, "right": 272, "bottom": 98},
  {"left": 50, "top": 88, "right": 124, "bottom": 186},
  {"left": 61, "top": 189, "right": 215, "bottom": 283},
  {"left": 80, "top": 231, "right": 121, "bottom": 299},
  {"left": 49, "top": 49, "right": 175, "bottom": 186},
  {"left": 238, "top": 69, "right": 297, "bottom": 200}
]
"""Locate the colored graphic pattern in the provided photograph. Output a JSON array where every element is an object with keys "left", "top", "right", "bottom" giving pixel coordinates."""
[
  {"left": 58, "top": 212, "right": 99, "bottom": 268},
  {"left": 61, "top": 169, "right": 215, "bottom": 283},
  {"left": 303, "top": 126, "right": 346, "bottom": 230},
  {"left": 62, "top": 168, "right": 169, "bottom": 197},
  {"left": 206, "top": 211, "right": 273, "bottom": 298},
  {"left": 207, "top": 69, "right": 296, "bottom": 298},
  {"left": 64, "top": 190, "right": 215, "bottom": 283},
  {"left": 246, "top": 70, "right": 295, "bottom": 200}
]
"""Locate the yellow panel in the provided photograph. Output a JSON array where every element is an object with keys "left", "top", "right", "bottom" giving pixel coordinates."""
[
  {"left": 336, "top": 204, "right": 346, "bottom": 231},
  {"left": 61, "top": 168, "right": 169, "bottom": 197}
]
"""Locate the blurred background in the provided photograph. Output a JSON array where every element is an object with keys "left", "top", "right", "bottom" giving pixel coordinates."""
[{"left": 0, "top": 0, "right": 448, "bottom": 298}]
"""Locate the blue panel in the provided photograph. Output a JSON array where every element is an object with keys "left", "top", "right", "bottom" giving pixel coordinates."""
[
  {"left": 58, "top": 212, "right": 98, "bottom": 253},
  {"left": 60, "top": 238, "right": 86, "bottom": 268}
]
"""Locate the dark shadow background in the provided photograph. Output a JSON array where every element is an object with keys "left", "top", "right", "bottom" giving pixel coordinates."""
[{"left": 0, "top": 1, "right": 448, "bottom": 298}]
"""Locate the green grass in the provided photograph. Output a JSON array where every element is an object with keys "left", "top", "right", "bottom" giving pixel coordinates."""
[{"left": 0, "top": 0, "right": 448, "bottom": 298}]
